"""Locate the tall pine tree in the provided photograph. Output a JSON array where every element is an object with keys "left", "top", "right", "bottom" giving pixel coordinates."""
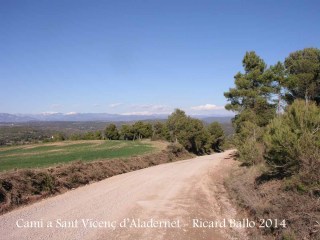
[{"left": 224, "top": 51, "right": 278, "bottom": 131}]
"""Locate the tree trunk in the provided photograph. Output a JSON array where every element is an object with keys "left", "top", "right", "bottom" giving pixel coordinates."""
[{"left": 277, "top": 93, "right": 281, "bottom": 116}]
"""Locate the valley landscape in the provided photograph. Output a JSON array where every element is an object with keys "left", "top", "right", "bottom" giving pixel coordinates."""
[{"left": 0, "top": 1, "right": 319, "bottom": 240}]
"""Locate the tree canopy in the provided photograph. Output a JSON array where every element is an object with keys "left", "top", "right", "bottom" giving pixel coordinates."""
[
  {"left": 224, "top": 51, "right": 277, "bottom": 130},
  {"left": 283, "top": 48, "right": 320, "bottom": 104},
  {"left": 105, "top": 124, "right": 119, "bottom": 140}
]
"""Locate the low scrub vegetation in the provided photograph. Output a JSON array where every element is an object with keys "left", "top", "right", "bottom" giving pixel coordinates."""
[
  {"left": 226, "top": 165, "right": 319, "bottom": 240},
  {"left": 264, "top": 100, "right": 320, "bottom": 183}
]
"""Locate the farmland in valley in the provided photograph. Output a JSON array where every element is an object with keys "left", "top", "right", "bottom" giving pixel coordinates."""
[{"left": 0, "top": 140, "right": 156, "bottom": 172}]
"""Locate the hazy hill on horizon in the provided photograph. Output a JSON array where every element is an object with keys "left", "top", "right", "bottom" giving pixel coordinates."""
[{"left": 0, "top": 112, "right": 233, "bottom": 124}]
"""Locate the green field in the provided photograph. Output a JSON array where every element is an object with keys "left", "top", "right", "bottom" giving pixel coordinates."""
[{"left": 0, "top": 140, "right": 156, "bottom": 172}]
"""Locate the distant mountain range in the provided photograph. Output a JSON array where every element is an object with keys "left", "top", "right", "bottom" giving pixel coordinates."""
[{"left": 0, "top": 113, "right": 232, "bottom": 123}]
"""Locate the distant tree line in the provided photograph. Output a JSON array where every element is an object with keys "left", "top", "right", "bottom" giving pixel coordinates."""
[
  {"left": 105, "top": 121, "right": 153, "bottom": 141},
  {"left": 224, "top": 47, "right": 320, "bottom": 190},
  {"left": 0, "top": 126, "right": 54, "bottom": 146},
  {"left": 105, "top": 114, "right": 225, "bottom": 155}
]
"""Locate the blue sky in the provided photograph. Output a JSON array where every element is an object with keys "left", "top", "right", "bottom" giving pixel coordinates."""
[{"left": 1, "top": 0, "right": 319, "bottom": 116}]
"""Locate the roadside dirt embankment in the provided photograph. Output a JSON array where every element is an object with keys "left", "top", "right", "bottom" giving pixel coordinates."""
[{"left": 0, "top": 143, "right": 192, "bottom": 215}]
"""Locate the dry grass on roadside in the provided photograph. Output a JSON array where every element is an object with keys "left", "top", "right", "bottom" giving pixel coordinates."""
[{"left": 225, "top": 165, "right": 320, "bottom": 240}]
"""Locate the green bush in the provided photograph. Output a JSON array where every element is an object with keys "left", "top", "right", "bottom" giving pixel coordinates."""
[
  {"left": 234, "top": 121, "right": 263, "bottom": 165},
  {"left": 207, "top": 122, "right": 225, "bottom": 152},
  {"left": 264, "top": 100, "right": 320, "bottom": 179}
]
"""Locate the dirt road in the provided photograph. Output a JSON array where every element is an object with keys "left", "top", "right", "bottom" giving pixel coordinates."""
[{"left": 0, "top": 150, "right": 247, "bottom": 240}]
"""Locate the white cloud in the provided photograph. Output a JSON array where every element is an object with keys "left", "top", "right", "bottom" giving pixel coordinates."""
[
  {"left": 41, "top": 111, "right": 59, "bottom": 115},
  {"left": 109, "top": 103, "right": 122, "bottom": 108},
  {"left": 191, "top": 104, "right": 224, "bottom": 111},
  {"left": 131, "top": 104, "right": 170, "bottom": 112},
  {"left": 93, "top": 104, "right": 100, "bottom": 107},
  {"left": 121, "top": 111, "right": 170, "bottom": 116},
  {"left": 121, "top": 111, "right": 154, "bottom": 116},
  {"left": 121, "top": 104, "right": 172, "bottom": 115},
  {"left": 64, "top": 112, "right": 77, "bottom": 115}
]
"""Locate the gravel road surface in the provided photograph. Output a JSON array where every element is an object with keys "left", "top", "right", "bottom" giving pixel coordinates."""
[{"left": 0, "top": 150, "right": 247, "bottom": 240}]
